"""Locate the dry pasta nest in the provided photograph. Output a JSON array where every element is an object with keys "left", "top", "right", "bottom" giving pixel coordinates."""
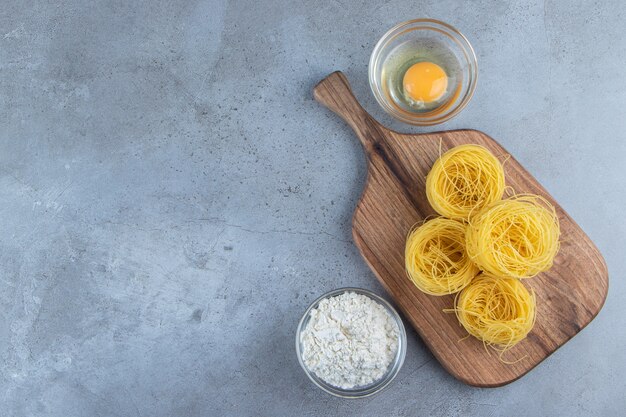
[
  {"left": 426, "top": 144, "right": 506, "bottom": 221},
  {"left": 453, "top": 274, "right": 536, "bottom": 353},
  {"left": 466, "top": 195, "right": 560, "bottom": 279},
  {"left": 405, "top": 217, "right": 479, "bottom": 295}
]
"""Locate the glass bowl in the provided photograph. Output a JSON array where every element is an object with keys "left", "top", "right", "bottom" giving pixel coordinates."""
[
  {"left": 295, "top": 287, "right": 407, "bottom": 398},
  {"left": 368, "top": 18, "right": 478, "bottom": 126}
]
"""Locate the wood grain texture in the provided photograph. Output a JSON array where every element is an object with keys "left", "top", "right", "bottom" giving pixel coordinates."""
[{"left": 313, "top": 71, "right": 609, "bottom": 387}]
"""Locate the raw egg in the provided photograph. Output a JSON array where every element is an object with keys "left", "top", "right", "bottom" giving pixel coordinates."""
[{"left": 402, "top": 62, "right": 448, "bottom": 103}]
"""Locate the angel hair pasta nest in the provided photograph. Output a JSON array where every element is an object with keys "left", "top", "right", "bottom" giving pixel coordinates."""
[
  {"left": 426, "top": 144, "right": 506, "bottom": 220},
  {"left": 465, "top": 195, "right": 560, "bottom": 279},
  {"left": 405, "top": 217, "right": 479, "bottom": 295},
  {"left": 453, "top": 273, "right": 536, "bottom": 352}
]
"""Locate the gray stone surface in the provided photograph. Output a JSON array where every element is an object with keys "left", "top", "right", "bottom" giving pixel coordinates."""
[{"left": 1, "top": 0, "right": 624, "bottom": 415}]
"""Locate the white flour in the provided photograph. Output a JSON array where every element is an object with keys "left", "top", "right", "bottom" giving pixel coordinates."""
[{"left": 300, "top": 292, "right": 399, "bottom": 389}]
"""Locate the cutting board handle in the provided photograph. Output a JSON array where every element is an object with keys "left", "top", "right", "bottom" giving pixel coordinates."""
[{"left": 313, "top": 71, "right": 385, "bottom": 150}]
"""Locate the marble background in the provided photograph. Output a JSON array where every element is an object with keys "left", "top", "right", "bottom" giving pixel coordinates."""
[{"left": 1, "top": 0, "right": 624, "bottom": 415}]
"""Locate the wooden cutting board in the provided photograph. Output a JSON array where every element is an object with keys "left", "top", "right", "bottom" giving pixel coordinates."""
[{"left": 314, "top": 71, "right": 609, "bottom": 387}]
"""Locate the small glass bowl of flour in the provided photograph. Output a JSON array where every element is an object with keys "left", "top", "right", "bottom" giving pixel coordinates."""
[{"left": 296, "top": 288, "right": 407, "bottom": 398}]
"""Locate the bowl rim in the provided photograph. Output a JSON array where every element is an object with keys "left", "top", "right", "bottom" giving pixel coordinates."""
[
  {"left": 295, "top": 287, "right": 407, "bottom": 398},
  {"left": 368, "top": 18, "right": 478, "bottom": 126}
]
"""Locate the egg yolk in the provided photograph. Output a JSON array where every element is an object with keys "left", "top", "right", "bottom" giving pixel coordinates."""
[{"left": 402, "top": 62, "right": 448, "bottom": 103}]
